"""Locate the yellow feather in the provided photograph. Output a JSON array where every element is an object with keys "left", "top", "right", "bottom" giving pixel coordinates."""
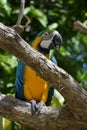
[
  {"left": 32, "top": 36, "right": 42, "bottom": 49},
  {"left": 24, "top": 66, "right": 49, "bottom": 103},
  {"left": 24, "top": 36, "right": 49, "bottom": 103}
]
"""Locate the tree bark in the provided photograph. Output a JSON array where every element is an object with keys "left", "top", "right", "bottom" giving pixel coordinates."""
[
  {"left": 0, "top": 94, "right": 87, "bottom": 130},
  {"left": 0, "top": 22, "right": 87, "bottom": 129},
  {"left": 73, "top": 20, "right": 87, "bottom": 33}
]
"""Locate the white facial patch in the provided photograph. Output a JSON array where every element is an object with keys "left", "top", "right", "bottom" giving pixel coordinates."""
[{"left": 40, "top": 37, "right": 53, "bottom": 49}]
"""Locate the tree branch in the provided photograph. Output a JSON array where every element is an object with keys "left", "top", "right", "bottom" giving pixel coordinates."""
[
  {"left": 16, "top": 0, "right": 25, "bottom": 25},
  {"left": 13, "top": 0, "right": 25, "bottom": 34},
  {"left": 0, "top": 22, "right": 87, "bottom": 128},
  {"left": 0, "top": 94, "right": 87, "bottom": 130},
  {"left": 73, "top": 20, "right": 87, "bottom": 34}
]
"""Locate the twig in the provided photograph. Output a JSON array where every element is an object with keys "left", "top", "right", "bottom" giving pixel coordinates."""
[
  {"left": 16, "top": 0, "right": 25, "bottom": 25},
  {"left": 23, "top": 15, "right": 31, "bottom": 28},
  {"left": 73, "top": 20, "right": 87, "bottom": 34},
  {"left": 13, "top": 0, "right": 30, "bottom": 34},
  {"left": 13, "top": 0, "right": 25, "bottom": 34}
]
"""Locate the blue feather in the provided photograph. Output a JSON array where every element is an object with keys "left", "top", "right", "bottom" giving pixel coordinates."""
[
  {"left": 51, "top": 56, "right": 58, "bottom": 65},
  {"left": 15, "top": 61, "right": 24, "bottom": 100},
  {"left": 46, "top": 56, "right": 57, "bottom": 105}
]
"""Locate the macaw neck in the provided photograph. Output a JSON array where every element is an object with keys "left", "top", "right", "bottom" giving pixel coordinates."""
[
  {"left": 32, "top": 36, "right": 50, "bottom": 57},
  {"left": 32, "top": 37, "right": 42, "bottom": 49}
]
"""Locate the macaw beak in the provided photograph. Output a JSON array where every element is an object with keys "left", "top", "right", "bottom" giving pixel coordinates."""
[{"left": 49, "top": 32, "right": 62, "bottom": 50}]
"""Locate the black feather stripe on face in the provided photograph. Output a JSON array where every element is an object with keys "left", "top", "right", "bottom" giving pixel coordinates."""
[{"left": 38, "top": 43, "right": 50, "bottom": 54}]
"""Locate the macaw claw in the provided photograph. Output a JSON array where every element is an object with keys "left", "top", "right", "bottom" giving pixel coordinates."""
[
  {"left": 30, "top": 100, "right": 45, "bottom": 115},
  {"left": 30, "top": 100, "right": 37, "bottom": 115},
  {"left": 36, "top": 102, "right": 45, "bottom": 115}
]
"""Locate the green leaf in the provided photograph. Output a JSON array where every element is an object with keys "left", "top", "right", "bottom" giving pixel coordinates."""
[
  {"left": 0, "top": 54, "right": 17, "bottom": 73},
  {"left": 80, "top": 71, "right": 87, "bottom": 81},
  {"left": 0, "top": 116, "right": 3, "bottom": 130},
  {"left": 51, "top": 89, "right": 64, "bottom": 107},
  {"left": 59, "top": 47, "right": 71, "bottom": 56},
  {"left": 4, "top": 3, "right": 11, "bottom": 16},
  {"left": 24, "top": 6, "right": 48, "bottom": 27},
  {"left": 0, "top": 0, "right": 11, "bottom": 16},
  {"left": 0, "top": 0, "right": 7, "bottom": 5},
  {"left": 49, "top": 50, "right": 55, "bottom": 59},
  {"left": 3, "top": 118, "right": 12, "bottom": 130},
  {"left": 24, "top": 7, "right": 31, "bottom": 15},
  {"left": 82, "top": 35, "right": 87, "bottom": 45},
  {"left": 48, "top": 23, "right": 58, "bottom": 30}
]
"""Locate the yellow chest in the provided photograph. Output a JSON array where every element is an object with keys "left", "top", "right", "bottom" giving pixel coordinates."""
[{"left": 24, "top": 65, "right": 49, "bottom": 102}]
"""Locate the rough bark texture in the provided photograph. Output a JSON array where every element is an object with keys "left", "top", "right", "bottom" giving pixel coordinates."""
[
  {"left": 0, "top": 22, "right": 87, "bottom": 129},
  {"left": 0, "top": 94, "right": 87, "bottom": 130}
]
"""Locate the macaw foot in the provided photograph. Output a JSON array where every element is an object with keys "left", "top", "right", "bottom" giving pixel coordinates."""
[
  {"left": 36, "top": 102, "right": 45, "bottom": 115},
  {"left": 29, "top": 100, "right": 37, "bottom": 115},
  {"left": 29, "top": 100, "right": 45, "bottom": 115}
]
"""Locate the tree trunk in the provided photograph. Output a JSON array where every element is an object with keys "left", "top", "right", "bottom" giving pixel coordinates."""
[{"left": 0, "top": 22, "right": 87, "bottom": 129}]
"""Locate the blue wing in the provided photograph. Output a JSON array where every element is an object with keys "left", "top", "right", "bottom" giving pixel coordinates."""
[
  {"left": 46, "top": 56, "right": 58, "bottom": 106},
  {"left": 15, "top": 61, "right": 25, "bottom": 100},
  {"left": 51, "top": 56, "right": 58, "bottom": 65}
]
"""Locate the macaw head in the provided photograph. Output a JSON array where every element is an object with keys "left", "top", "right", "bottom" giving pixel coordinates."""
[{"left": 33, "top": 30, "right": 62, "bottom": 54}]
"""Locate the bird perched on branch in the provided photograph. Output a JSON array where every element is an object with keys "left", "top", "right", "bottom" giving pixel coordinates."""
[{"left": 15, "top": 30, "right": 62, "bottom": 130}]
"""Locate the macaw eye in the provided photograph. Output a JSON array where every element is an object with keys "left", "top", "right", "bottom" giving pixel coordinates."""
[{"left": 45, "top": 32, "right": 48, "bottom": 35}]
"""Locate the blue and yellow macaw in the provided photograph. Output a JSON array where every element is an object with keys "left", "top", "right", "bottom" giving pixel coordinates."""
[{"left": 15, "top": 30, "right": 62, "bottom": 130}]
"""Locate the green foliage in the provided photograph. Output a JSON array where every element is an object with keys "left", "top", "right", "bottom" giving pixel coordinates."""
[
  {"left": 0, "top": 51, "right": 17, "bottom": 94},
  {"left": 0, "top": 117, "right": 21, "bottom": 130},
  {"left": 0, "top": 0, "right": 87, "bottom": 129},
  {"left": 0, "top": 0, "right": 11, "bottom": 24},
  {"left": 51, "top": 89, "right": 64, "bottom": 107},
  {"left": 24, "top": 6, "right": 48, "bottom": 27}
]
